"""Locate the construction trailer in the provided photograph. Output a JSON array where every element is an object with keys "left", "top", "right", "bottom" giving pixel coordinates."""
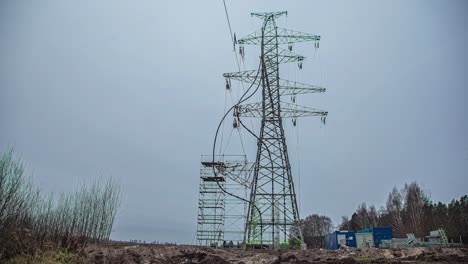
[
  {"left": 326, "top": 227, "right": 393, "bottom": 250},
  {"left": 357, "top": 227, "right": 393, "bottom": 248},
  {"left": 325, "top": 231, "right": 356, "bottom": 250}
]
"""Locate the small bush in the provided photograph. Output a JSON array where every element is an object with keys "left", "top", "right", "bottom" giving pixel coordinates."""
[{"left": 0, "top": 149, "right": 121, "bottom": 260}]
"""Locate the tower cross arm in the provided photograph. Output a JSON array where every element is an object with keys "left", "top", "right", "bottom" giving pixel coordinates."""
[
  {"left": 238, "top": 28, "right": 320, "bottom": 45},
  {"left": 279, "top": 102, "right": 328, "bottom": 118},
  {"left": 223, "top": 70, "right": 259, "bottom": 84},
  {"left": 235, "top": 102, "right": 262, "bottom": 118},
  {"left": 236, "top": 102, "right": 327, "bottom": 119},
  {"left": 279, "top": 80, "right": 326, "bottom": 95},
  {"left": 223, "top": 71, "right": 326, "bottom": 95}
]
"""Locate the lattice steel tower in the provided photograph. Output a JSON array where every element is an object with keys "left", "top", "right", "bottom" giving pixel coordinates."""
[{"left": 223, "top": 11, "right": 327, "bottom": 249}]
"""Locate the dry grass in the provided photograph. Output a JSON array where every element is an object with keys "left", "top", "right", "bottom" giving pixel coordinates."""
[{"left": 4, "top": 250, "right": 80, "bottom": 264}]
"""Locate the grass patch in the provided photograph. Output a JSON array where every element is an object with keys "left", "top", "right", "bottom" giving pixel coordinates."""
[
  {"left": 355, "top": 255, "right": 375, "bottom": 262},
  {"left": 4, "top": 250, "right": 80, "bottom": 264}
]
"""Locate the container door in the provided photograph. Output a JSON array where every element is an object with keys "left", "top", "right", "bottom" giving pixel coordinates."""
[
  {"left": 346, "top": 234, "right": 356, "bottom": 247},
  {"left": 337, "top": 234, "right": 346, "bottom": 246}
]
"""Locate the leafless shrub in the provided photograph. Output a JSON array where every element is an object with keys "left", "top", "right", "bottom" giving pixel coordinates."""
[{"left": 0, "top": 149, "right": 121, "bottom": 260}]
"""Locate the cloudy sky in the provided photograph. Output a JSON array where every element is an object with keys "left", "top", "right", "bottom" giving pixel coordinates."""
[{"left": 1, "top": 0, "right": 467, "bottom": 244}]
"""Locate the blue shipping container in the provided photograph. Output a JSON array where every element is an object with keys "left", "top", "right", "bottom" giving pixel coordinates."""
[
  {"left": 357, "top": 227, "right": 392, "bottom": 248},
  {"left": 325, "top": 231, "right": 357, "bottom": 250},
  {"left": 372, "top": 227, "right": 392, "bottom": 247}
]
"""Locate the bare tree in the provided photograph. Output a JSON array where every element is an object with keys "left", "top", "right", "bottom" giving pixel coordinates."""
[
  {"left": 355, "top": 202, "right": 370, "bottom": 229},
  {"left": 339, "top": 216, "right": 352, "bottom": 230},
  {"left": 299, "top": 214, "right": 333, "bottom": 248},
  {"left": 403, "top": 182, "right": 427, "bottom": 236},
  {"left": 386, "top": 186, "right": 403, "bottom": 236},
  {"left": 368, "top": 205, "right": 379, "bottom": 227}
]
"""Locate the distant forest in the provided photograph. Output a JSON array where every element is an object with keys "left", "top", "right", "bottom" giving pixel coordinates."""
[
  {"left": 340, "top": 182, "right": 468, "bottom": 242},
  {"left": 300, "top": 182, "right": 468, "bottom": 248}
]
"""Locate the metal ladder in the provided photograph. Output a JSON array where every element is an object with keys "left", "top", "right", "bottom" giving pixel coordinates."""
[
  {"left": 438, "top": 228, "right": 449, "bottom": 245},
  {"left": 405, "top": 233, "right": 416, "bottom": 244}
]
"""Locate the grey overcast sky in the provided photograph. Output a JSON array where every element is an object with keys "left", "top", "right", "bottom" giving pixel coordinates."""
[{"left": 1, "top": 0, "right": 467, "bottom": 244}]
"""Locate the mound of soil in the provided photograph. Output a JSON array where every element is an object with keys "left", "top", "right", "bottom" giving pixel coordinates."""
[{"left": 79, "top": 244, "right": 468, "bottom": 264}]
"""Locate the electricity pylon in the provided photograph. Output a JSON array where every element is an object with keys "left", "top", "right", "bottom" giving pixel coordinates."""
[{"left": 223, "top": 11, "right": 327, "bottom": 249}]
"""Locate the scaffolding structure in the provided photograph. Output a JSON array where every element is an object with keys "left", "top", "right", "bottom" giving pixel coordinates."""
[{"left": 196, "top": 155, "right": 253, "bottom": 247}]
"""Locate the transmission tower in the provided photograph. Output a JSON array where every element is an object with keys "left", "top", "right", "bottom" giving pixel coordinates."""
[{"left": 223, "top": 11, "right": 328, "bottom": 249}]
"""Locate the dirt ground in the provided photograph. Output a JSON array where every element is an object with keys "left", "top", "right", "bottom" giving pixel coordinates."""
[{"left": 79, "top": 244, "right": 468, "bottom": 264}]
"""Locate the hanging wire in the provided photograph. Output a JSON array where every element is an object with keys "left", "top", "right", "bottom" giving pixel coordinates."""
[
  {"left": 197, "top": 0, "right": 262, "bottom": 246},
  {"left": 294, "top": 49, "right": 302, "bottom": 215},
  {"left": 218, "top": 86, "right": 230, "bottom": 156},
  {"left": 316, "top": 34, "right": 327, "bottom": 188},
  {"left": 318, "top": 33, "right": 324, "bottom": 87},
  {"left": 296, "top": 111, "right": 302, "bottom": 215},
  {"left": 221, "top": 0, "right": 257, "bottom": 158},
  {"left": 223, "top": 127, "right": 236, "bottom": 156},
  {"left": 222, "top": 0, "right": 235, "bottom": 51},
  {"left": 318, "top": 49, "right": 323, "bottom": 87},
  {"left": 210, "top": 18, "right": 272, "bottom": 241}
]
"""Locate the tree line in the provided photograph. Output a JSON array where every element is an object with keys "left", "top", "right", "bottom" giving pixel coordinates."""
[
  {"left": 339, "top": 182, "right": 468, "bottom": 242},
  {"left": 298, "top": 182, "right": 467, "bottom": 248},
  {"left": 0, "top": 150, "right": 121, "bottom": 260}
]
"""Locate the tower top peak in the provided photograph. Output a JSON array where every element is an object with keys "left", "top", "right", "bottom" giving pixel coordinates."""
[{"left": 251, "top": 11, "right": 287, "bottom": 20}]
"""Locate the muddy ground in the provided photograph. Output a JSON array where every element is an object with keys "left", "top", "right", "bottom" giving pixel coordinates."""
[{"left": 80, "top": 244, "right": 468, "bottom": 264}]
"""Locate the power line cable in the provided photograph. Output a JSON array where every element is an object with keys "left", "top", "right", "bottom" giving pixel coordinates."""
[
  {"left": 219, "top": 87, "right": 229, "bottom": 156},
  {"left": 221, "top": 0, "right": 250, "bottom": 157},
  {"left": 222, "top": 0, "right": 235, "bottom": 52},
  {"left": 211, "top": 17, "right": 270, "bottom": 243}
]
